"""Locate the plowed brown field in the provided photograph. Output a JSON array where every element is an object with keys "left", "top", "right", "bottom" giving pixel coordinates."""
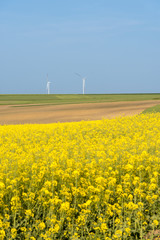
[{"left": 0, "top": 100, "right": 160, "bottom": 125}]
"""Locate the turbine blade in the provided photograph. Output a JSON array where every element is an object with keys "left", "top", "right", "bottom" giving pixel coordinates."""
[{"left": 75, "top": 72, "right": 82, "bottom": 78}]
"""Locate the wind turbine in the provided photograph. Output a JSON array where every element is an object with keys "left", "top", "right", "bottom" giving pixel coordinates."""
[
  {"left": 75, "top": 73, "right": 86, "bottom": 95},
  {"left": 46, "top": 74, "right": 51, "bottom": 94}
]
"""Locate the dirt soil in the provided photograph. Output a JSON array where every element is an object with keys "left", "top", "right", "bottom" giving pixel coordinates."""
[{"left": 0, "top": 100, "right": 160, "bottom": 125}]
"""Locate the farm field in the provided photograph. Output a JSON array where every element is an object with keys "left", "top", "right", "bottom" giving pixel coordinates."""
[
  {"left": 1, "top": 94, "right": 160, "bottom": 125},
  {"left": 0, "top": 114, "right": 160, "bottom": 239},
  {"left": 1, "top": 94, "right": 160, "bottom": 105},
  {"left": 1, "top": 99, "right": 160, "bottom": 125}
]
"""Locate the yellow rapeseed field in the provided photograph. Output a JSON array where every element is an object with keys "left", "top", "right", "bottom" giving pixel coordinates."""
[{"left": 0, "top": 114, "right": 160, "bottom": 239}]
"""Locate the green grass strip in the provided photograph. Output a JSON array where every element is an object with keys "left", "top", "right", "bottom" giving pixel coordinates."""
[
  {"left": 1, "top": 93, "right": 160, "bottom": 106},
  {"left": 142, "top": 104, "right": 160, "bottom": 113}
]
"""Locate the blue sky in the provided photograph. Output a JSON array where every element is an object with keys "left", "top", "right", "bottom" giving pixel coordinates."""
[{"left": 0, "top": 0, "right": 160, "bottom": 94}]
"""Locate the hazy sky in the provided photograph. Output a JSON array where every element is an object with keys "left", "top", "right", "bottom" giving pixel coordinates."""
[{"left": 0, "top": 0, "right": 160, "bottom": 94}]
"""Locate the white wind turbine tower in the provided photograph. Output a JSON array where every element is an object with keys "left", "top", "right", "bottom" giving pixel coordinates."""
[
  {"left": 46, "top": 74, "right": 51, "bottom": 94},
  {"left": 75, "top": 73, "right": 86, "bottom": 95}
]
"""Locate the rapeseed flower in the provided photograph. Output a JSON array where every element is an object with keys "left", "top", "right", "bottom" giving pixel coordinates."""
[{"left": 0, "top": 113, "right": 160, "bottom": 238}]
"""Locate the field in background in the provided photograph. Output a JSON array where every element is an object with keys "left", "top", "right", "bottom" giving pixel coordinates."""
[
  {"left": 1, "top": 100, "right": 160, "bottom": 125},
  {"left": 1, "top": 93, "right": 160, "bottom": 105}
]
